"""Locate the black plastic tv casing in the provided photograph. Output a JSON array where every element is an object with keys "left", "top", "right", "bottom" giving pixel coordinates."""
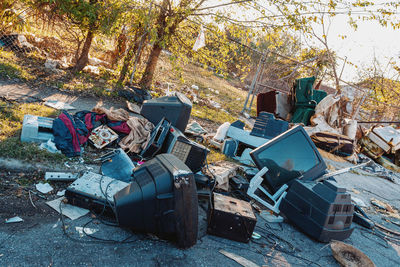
[{"left": 250, "top": 125, "right": 327, "bottom": 192}]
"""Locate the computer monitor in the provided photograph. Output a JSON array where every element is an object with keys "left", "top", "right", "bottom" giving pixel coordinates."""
[{"left": 250, "top": 125, "right": 327, "bottom": 193}]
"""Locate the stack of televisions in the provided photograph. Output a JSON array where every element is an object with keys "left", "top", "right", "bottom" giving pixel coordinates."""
[
  {"left": 66, "top": 92, "right": 356, "bottom": 248},
  {"left": 66, "top": 92, "right": 209, "bottom": 248}
]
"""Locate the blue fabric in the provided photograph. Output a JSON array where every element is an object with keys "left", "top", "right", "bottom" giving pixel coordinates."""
[{"left": 52, "top": 111, "right": 81, "bottom": 157}]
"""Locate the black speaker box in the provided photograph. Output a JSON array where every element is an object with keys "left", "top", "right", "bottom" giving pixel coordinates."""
[
  {"left": 280, "top": 180, "right": 355, "bottom": 243},
  {"left": 114, "top": 154, "right": 198, "bottom": 248},
  {"left": 207, "top": 193, "right": 256, "bottom": 243}
]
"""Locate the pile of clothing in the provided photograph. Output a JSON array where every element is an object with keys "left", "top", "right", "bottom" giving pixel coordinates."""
[{"left": 52, "top": 107, "right": 154, "bottom": 157}]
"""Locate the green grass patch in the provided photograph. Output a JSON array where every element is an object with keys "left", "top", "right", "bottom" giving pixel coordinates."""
[
  {"left": 0, "top": 50, "right": 35, "bottom": 80},
  {"left": 192, "top": 105, "right": 236, "bottom": 125},
  {"left": 0, "top": 137, "right": 66, "bottom": 163},
  {"left": 0, "top": 100, "right": 66, "bottom": 163}
]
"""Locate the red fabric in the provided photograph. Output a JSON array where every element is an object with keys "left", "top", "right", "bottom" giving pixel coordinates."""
[
  {"left": 257, "top": 91, "right": 276, "bottom": 116},
  {"left": 59, "top": 113, "right": 81, "bottom": 153},
  {"left": 108, "top": 121, "right": 131, "bottom": 134}
]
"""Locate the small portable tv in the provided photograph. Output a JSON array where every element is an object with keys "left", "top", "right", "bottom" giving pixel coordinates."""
[{"left": 250, "top": 125, "right": 327, "bottom": 193}]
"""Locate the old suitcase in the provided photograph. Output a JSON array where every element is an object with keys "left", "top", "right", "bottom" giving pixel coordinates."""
[{"left": 207, "top": 193, "right": 256, "bottom": 243}]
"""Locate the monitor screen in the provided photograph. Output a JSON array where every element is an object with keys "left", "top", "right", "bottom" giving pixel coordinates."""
[{"left": 250, "top": 125, "right": 326, "bottom": 193}]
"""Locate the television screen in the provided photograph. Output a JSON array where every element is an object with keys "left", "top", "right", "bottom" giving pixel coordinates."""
[{"left": 250, "top": 125, "right": 326, "bottom": 193}]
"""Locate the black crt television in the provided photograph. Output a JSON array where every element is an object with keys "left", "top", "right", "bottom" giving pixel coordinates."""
[{"left": 250, "top": 125, "right": 327, "bottom": 193}]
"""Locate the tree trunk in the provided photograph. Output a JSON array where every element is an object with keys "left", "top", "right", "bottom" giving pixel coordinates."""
[
  {"left": 139, "top": 43, "right": 162, "bottom": 89},
  {"left": 117, "top": 40, "right": 140, "bottom": 85},
  {"left": 72, "top": 27, "right": 95, "bottom": 72}
]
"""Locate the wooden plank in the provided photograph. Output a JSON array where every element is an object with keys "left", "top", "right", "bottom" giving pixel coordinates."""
[{"left": 219, "top": 250, "right": 260, "bottom": 267}]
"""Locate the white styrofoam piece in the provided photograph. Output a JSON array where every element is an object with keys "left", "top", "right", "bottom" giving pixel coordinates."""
[
  {"left": 75, "top": 226, "right": 98, "bottom": 237},
  {"left": 46, "top": 197, "right": 89, "bottom": 220},
  {"left": 44, "top": 100, "right": 75, "bottom": 110},
  {"left": 35, "top": 182, "right": 53, "bottom": 194}
]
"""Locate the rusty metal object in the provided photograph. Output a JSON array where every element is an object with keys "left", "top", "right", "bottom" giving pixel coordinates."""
[{"left": 330, "top": 240, "right": 375, "bottom": 267}]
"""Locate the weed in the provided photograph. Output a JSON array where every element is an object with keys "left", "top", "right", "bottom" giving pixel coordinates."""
[
  {"left": 0, "top": 100, "right": 66, "bottom": 164},
  {"left": 207, "top": 149, "right": 227, "bottom": 164},
  {"left": 0, "top": 50, "right": 35, "bottom": 80},
  {"left": 192, "top": 105, "right": 236, "bottom": 124}
]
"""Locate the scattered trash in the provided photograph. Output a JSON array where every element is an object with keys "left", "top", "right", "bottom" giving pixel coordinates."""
[
  {"left": 20, "top": 115, "right": 54, "bottom": 143},
  {"left": 83, "top": 65, "right": 100, "bottom": 75},
  {"left": 45, "top": 172, "right": 78, "bottom": 182},
  {"left": 44, "top": 58, "right": 61, "bottom": 71},
  {"left": 370, "top": 198, "right": 394, "bottom": 212},
  {"left": 75, "top": 226, "right": 98, "bottom": 237},
  {"left": 57, "top": 190, "right": 65, "bottom": 196},
  {"left": 251, "top": 232, "right": 261, "bottom": 240},
  {"left": 39, "top": 139, "right": 60, "bottom": 154},
  {"left": 206, "top": 161, "right": 239, "bottom": 191},
  {"left": 247, "top": 167, "right": 287, "bottom": 214},
  {"left": 330, "top": 240, "right": 375, "bottom": 267},
  {"left": 214, "top": 122, "right": 230, "bottom": 142},
  {"left": 185, "top": 121, "right": 207, "bottom": 135},
  {"left": 46, "top": 197, "right": 89, "bottom": 220},
  {"left": 126, "top": 101, "right": 141, "bottom": 113},
  {"left": 35, "top": 182, "right": 53, "bottom": 194},
  {"left": 209, "top": 100, "right": 221, "bottom": 109},
  {"left": 191, "top": 84, "right": 199, "bottom": 90},
  {"left": 88, "top": 125, "right": 118, "bottom": 149},
  {"left": 219, "top": 250, "right": 259, "bottom": 267},
  {"left": 44, "top": 100, "right": 75, "bottom": 110},
  {"left": 5, "top": 216, "right": 24, "bottom": 223},
  {"left": 352, "top": 197, "right": 367, "bottom": 208}
]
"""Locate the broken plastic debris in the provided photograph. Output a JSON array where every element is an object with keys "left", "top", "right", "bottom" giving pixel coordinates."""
[
  {"left": 251, "top": 232, "right": 261, "bottom": 239},
  {"left": 5, "top": 216, "right": 24, "bottom": 223},
  {"left": 46, "top": 197, "right": 89, "bottom": 220},
  {"left": 75, "top": 226, "right": 98, "bottom": 237},
  {"left": 39, "top": 139, "right": 61, "bottom": 154},
  {"left": 57, "top": 190, "right": 66, "bottom": 196},
  {"left": 44, "top": 100, "right": 75, "bottom": 110},
  {"left": 191, "top": 84, "right": 199, "bottom": 90},
  {"left": 352, "top": 196, "right": 367, "bottom": 208},
  {"left": 36, "top": 182, "right": 53, "bottom": 194}
]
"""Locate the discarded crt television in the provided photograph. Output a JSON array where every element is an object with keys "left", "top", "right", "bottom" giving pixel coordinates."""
[
  {"left": 161, "top": 126, "right": 209, "bottom": 173},
  {"left": 280, "top": 180, "right": 355, "bottom": 242},
  {"left": 140, "top": 92, "right": 192, "bottom": 132},
  {"left": 250, "top": 125, "right": 327, "bottom": 193},
  {"left": 114, "top": 153, "right": 198, "bottom": 248}
]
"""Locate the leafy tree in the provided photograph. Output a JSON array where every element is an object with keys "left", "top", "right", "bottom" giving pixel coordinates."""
[
  {"left": 0, "top": 0, "right": 26, "bottom": 32},
  {"left": 27, "top": 0, "right": 126, "bottom": 71}
]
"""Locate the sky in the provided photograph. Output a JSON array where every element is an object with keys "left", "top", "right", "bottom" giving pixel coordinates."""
[{"left": 309, "top": 14, "right": 400, "bottom": 83}]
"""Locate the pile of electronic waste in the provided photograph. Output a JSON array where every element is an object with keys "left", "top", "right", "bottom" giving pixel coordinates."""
[{"left": 21, "top": 90, "right": 370, "bottom": 249}]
